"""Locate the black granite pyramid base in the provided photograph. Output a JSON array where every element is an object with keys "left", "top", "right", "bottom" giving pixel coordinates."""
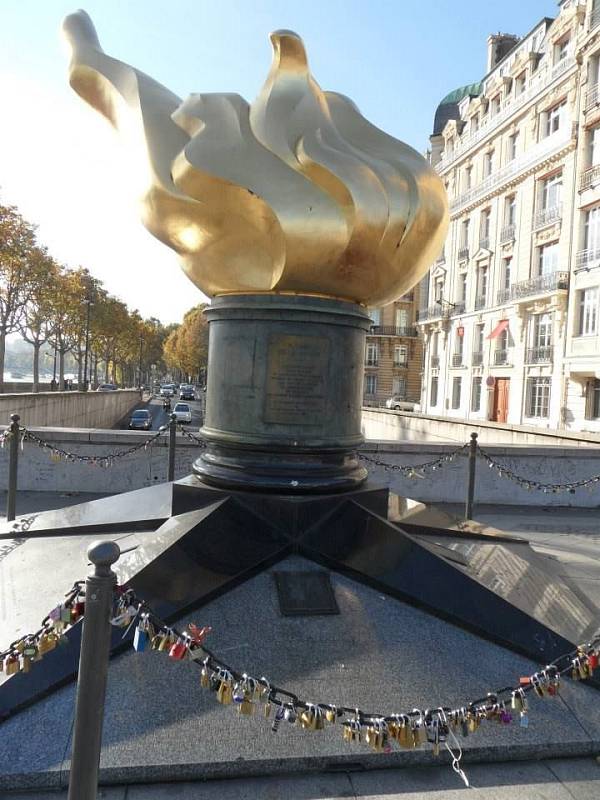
[{"left": 0, "top": 474, "right": 598, "bottom": 723}]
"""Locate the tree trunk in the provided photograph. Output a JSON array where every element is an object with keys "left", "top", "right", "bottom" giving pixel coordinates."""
[
  {"left": 92, "top": 354, "right": 98, "bottom": 389},
  {"left": 59, "top": 350, "right": 65, "bottom": 391},
  {"left": 32, "top": 341, "right": 41, "bottom": 393},
  {"left": 0, "top": 330, "right": 5, "bottom": 393}
]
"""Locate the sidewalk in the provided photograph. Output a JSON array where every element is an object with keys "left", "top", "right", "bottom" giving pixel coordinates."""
[{"left": 3, "top": 757, "right": 599, "bottom": 798}]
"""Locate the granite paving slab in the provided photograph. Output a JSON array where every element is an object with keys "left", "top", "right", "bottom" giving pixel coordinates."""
[{"left": 1, "top": 556, "right": 600, "bottom": 790}]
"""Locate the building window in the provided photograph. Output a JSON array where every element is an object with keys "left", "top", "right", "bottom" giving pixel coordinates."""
[
  {"left": 505, "top": 195, "right": 517, "bottom": 226},
  {"left": 584, "top": 206, "right": 600, "bottom": 252},
  {"left": 537, "top": 242, "right": 559, "bottom": 276},
  {"left": 515, "top": 71, "right": 526, "bottom": 96},
  {"left": 394, "top": 344, "right": 408, "bottom": 366},
  {"left": 554, "top": 36, "right": 569, "bottom": 64},
  {"left": 369, "top": 308, "right": 382, "bottom": 326},
  {"left": 540, "top": 172, "right": 562, "bottom": 210},
  {"left": 578, "top": 287, "right": 599, "bottom": 335},
  {"left": 502, "top": 257, "right": 512, "bottom": 289},
  {"left": 434, "top": 277, "right": 444, "bottom": 303},
  {"left": 365, "top": 342, "right": 378, "bottom": 366},
  {"left": 395, "top": 308, "right": 408, "bottom": 329},
  {"left": 479, "top": 209, "right": 491, "bottom": 245},
  {"left": 430, "top": 376, "right": 438, "bottom": 406},
  {"left": 526, "top": 377, "right": 551, "bottom": 418},
  {"left": 508, "top": 131, "right": 519, "bottom": 161},
  {"left": 544, "top": 101, "right": 566, "bottom": 137},
  {"left": 474, "top": 323, "right": 485, "bottom": 354},
  {"left": 460, "top": 218, "right": 470, "bottom": 249},
  {"left": 432, "top": 331, "right": 439, "bottom": 356},
  {"left": 585, "top": 379, "right": 600, "bottom": 419},
  {"left": 532, "top": 312, "right": 553, "bottom": 348},
  {"left": 589, "top": 127, "right": 600, "bottom": 167},
  {"left": 483, "top": 150, "right": 494, "bottom": 177},
  {"left": 451, "top": 377, "right": 462, "bottom": 409},
  {"left": 464, "top": 165, "right": 473, "bottom": 190},
  {"left": 476, "top": 265, "right": 488, "bottom": 303},
  {"left": 458, "top": 272, "right": 467, "bottom": 303},
  {"left": 365, "top": 374, "right": 377, "bottom": 395},
  {"left": 471, "top": 114, "right": 479, "bottom": 133},
  {"left": 491, "top": 95, "right": 501, "bottom": 116},
  {"left": 471, "top": 377, "right": 482, "bottom": 412},
  {"left": 498, "top": 326, "right": 509, "bottom": 352},
  {"left": 392, "top": 376, "right": 407, "bottom": 397}
]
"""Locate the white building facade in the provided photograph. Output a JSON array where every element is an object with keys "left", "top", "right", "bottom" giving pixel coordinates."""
[{"left": 420, "top": 0, "right": 600, "bottom": 432}]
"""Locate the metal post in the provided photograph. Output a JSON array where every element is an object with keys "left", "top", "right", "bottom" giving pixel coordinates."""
[
  {"left": 168, "top": 412, "right": 177, "bottom": 481},
  {"left": 465, "top": 432, "right": 478, "bottom": 521},
  {"left": 83, "top": 299, "right": 92, "bottom": 392},
  {"left": 67, "top": 540, "right": 120, "bottom": 800},
  {"left": 6, "top": 413, "right": 21, "bottom": 522}
]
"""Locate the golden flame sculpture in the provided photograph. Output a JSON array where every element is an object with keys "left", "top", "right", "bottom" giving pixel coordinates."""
[{"left": 63, "top": 11, "right": 447, "bottom": 306}]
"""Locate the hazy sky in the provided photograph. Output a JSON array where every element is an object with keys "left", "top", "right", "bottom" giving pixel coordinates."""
[{"left": 1, "top": 0, "right": 557, "bottom": 324}]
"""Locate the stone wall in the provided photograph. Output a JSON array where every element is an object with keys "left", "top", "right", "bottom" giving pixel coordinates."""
[
  {"left": 2, "top": 427, "right": 600, "bottom": 507},
  {"left": 0, "top": 390, "right": 140, "bottom": 429},
  {"left": 362, "top": 408, "right": 600, "bottom": 448}
]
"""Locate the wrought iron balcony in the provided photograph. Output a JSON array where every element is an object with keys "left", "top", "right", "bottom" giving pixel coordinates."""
[
  {"left": 451, "top": 301, "right": 466, "bottom": 316},
  {"left": 458, "top": 246, "right": 469, "bottom": 261},
  {"left": 494, "top": 349, "right": 509, "bottom": 365},
  {"left": 510, "top": 271, "right": 569, "bottom": 300},
  {"left": 500, "top": 224, "right": 515, "bottom": 243},
  {"left": 393, "top": 359, "right": 409, "bottom": 368},
  {"left": 474, "top": 294, "right": 488, "bottom": 310},
  {"left": 364, "top": 358, "right": 379, "bottom": 367},
  {"left": 369, "top": 325, "right": 418, "bottom": 337},
  {"left": 472, "top": 351, "right": 483, "bottom": 366},
  {"left": 533, "top": 204, "right": 562, "bottom": 230},
  {"left": 478, "top": 236, "right": 490, "bottom": 250},
  {"left": 431, "top": 355, "right": 440, "bottom": 368},
  {"left": 496, "top": 286, "right": 512, "bottom": 305},
  {"left": 579, "top": 164, "right": 600, "bottom": 191},
  {"left": 525, "top": 346, "right": 553, "bottom": 364},
  {"left": 417, "top": 305, "right": 449, "bottom": 322},
  {"left": 451, "top": 353, "right": 464, "bottom": 367},
  {"left": 586, "top": 83, "right": 600, "bottom": 112},
  {"left": 575, "top": 247, "right": 600, "bottom": 268}
]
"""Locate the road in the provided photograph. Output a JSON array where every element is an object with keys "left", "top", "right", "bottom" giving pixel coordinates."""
[{"left": 118, "top": 393, "right": 205, "bottom": 431}]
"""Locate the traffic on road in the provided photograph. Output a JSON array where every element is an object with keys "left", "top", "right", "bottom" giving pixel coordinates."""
[{"left": 119, "top": 389, "right": 205, "bottom": 431}]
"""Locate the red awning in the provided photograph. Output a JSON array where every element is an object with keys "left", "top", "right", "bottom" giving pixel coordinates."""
[{"left": 486, "top": 319, "right": 509, "bottom": 340}]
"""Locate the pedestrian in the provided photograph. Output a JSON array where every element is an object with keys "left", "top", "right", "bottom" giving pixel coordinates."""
[{"left": 50, "top": 378, "right": 57, "bottom": 392}]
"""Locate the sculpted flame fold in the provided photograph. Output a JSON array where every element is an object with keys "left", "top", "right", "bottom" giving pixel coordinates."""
[{"left": 63, "top": 11, "right": 448, "bottom": 305}]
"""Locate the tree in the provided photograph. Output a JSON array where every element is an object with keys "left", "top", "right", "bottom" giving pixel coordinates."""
[
  {"left": 162, "top": 304, "right": 208, "bottom": 382},
  {"left": 0, "top": 203, "right": 39, "bottom": 391}
]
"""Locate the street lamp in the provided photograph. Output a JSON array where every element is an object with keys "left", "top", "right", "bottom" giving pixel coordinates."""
[
  {"left": 82, "top": 286, "right": 95, "bottom": 392},
  {"left": 137, "top": 332, "right": 143, "bottom": 390}
]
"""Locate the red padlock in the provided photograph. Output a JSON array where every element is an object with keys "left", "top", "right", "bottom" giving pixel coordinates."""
[
  {"left": 588, "top": 653, "right": 599, "bottom": 671},
  {"left": 168, "top": 638, "right": 189, "bottom": 660}
]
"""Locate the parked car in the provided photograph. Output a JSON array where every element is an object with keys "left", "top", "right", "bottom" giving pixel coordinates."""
[
  {"left": 385, "top": 396, "right": 419, "bottom": 412},
  {"left": 128, "top": 409, "right": 153, "bottom": 430},
  {"left": 179, "top": 385, "right": 195, "bottom": 400},
  {"left": 172, "top": 402, "right": 192, "bottom": 423},
  {"left": 160, "top": 384, "right": 175, "bottom": 397},
  {"left": 97, "top": 383, "right": 118, "bottom": 392}
]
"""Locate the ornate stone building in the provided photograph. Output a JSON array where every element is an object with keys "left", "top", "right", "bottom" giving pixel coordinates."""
[
  {"left": 363, "top": 290, "right": 422, "bottom": 407},
  {"left": 419, "top": 0, "right": 597, "bottom": 431}
]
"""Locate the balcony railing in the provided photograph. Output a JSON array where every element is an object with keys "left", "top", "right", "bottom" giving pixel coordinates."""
[
  {"left": 450, "top": 129, "right": 572, "bottom": 214},
  {"left": 474, "top": 294, "right": 488, "bottom": 310},
  {"left": 494, "top": 349, "right": 509, "bottom": 365},
  {"left": 365, "top": 359, "right": 379, "bottom": 367},
  {"left": 478, "top": 236, "right": 490, "bottom": 250},
  {"left": 580, "top": 165, "right": 600, "bottom": 191},
  {"left": 575, "top": 247, "right": 600, "bottom": 268},
  {"left": 435, "top": 57, "right": 576, "bottom": 172},
  {"left": 525, "top": 346, "right": 553, "bottom": 364},
  {"left": 451, "top": 353, "right": 464, "bottom": 367},
  {"left": 510, "top": 271, "right": 569, "bottom": 301},
  {"left": 393, "top": 360, "right": 409, "bottom": 368},
  {"left": 369, "top": 325, "right": 418, "bottom": 337},
  {"left": 533, "top": 204, "right": 562, "bottom": 230},
  {"left": 417, "top": 305, "right": 449, "bottom": 322},
  {"left": 458, "top": 246, "right": 469, "bottom": 261},
  {"left": 451, "top": 301, "right": 466, "bottom": 315},
  {"left": 431, "top": 355, "right": 440, "bottom": 368},
  {"left": 472, "top": 351, "right": 483, "bottom": 366},
  {"left": 496, "top": 286, "right": 512, "bottom": 305},
  {"left": 500, "top": 223, "right": 515, "bottom": 243},
  {"left": 586, "top": 83, "right": 600, "bottom": 112}
]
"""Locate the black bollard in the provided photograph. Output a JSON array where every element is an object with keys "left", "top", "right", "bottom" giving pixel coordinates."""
[
  {"left": 6, "top": 413, "right": 21, "bottom": 522},
  {"left": 465, "top": 432, "right": 478, "bottom": 521},
  {"left": 67, "top": 540, "right": 120, "bottom": 800},
  {"left": 168, "top": 412, "right": 177, "bottom": 481}
]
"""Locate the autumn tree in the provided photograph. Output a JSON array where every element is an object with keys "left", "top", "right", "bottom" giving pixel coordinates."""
[{"left": 0, "top": 203, "right": 40, "bottom": 391}]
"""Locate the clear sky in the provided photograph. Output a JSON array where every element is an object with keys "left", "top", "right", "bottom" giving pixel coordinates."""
[{"left": 0, "top": 0, "right": 558, "bottom": 324}]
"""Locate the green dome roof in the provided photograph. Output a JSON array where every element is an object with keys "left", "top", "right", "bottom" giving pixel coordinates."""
[
  {"left": 433, "top": 81, "right": 482, "bottom": 136},
  {"left": 439, "top": 82, "right": 482, "bottom": 106}
]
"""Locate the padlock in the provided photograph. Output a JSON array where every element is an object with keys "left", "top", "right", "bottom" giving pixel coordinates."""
[
  {"left": 200, "top": 658, "right": 211, "bottom": 689},
  {"left": 325, "top": 705, "right": 337, "bottom": 724},
  {"left": 133, "top": 621, "right": 148, "bottom": 653},
  {"left": 216, "top": 671, "right": 233, "bottom": 705},
  {"left": 168, "top": 636, "right": 189, "bottom": 660}
]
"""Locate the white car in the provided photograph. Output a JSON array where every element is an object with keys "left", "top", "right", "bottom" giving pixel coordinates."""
[
  {"left": 172, "top": 402, "right": 192, "bottom": 423},
  {"left": 385, "top": 396, "right": 419, "bottom": 412},
  {"left": 160, "top": 384, "right": 175, "bottom": 397}
]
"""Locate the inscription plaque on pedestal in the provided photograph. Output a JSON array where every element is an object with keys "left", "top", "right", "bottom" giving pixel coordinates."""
[{"left": 265, "top": 335, "right": 330, "bottom": 424}]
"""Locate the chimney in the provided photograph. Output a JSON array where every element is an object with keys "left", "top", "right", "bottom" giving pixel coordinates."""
[{"left": 487, "top": 33, "right": 520, "bottom": 72}]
